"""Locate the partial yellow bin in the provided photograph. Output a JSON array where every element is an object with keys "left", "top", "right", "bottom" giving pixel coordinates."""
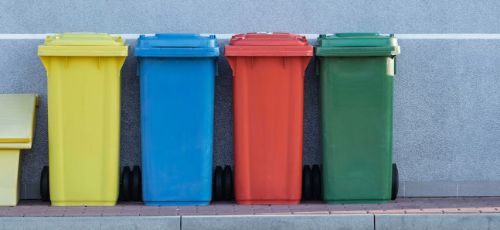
[
  {"left": 0, "top": 94, "right": 38, "bottom": 206},
  {"left": 38, "top": 33, "right": 128, "bottom": 206}
]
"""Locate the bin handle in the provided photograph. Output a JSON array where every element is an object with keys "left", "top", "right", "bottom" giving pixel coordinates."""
[
  {"left": 390, "top": 33, "right": 397, "bottom": 76},
  {"left": 393, "top": 56, "right": 397, "bottom": 75}
]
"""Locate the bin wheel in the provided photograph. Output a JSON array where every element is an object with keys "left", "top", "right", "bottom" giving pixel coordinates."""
[
  {"left": 302, "top": 165, "right": 312, "bottom": 201},
  {"left": 213, "top": 166, "right": 223, "bottom": 201},
  {"left": 391, "top": 163, "right": 399, "bottom": 200},
  {"left": 311, "top": 165, "right": 322, "bottom": 201},
  {"left": 131, "top": 166, "right": 142, "bottom": 202},
  {"left": 223, "top": 165, "right": 234, "bottom": 201},
  {"left": 120, "top": 166, "right": 131, "bottom": 201},
  {"left": 40, "top": 166, "right": 50, "bottom": 202}
]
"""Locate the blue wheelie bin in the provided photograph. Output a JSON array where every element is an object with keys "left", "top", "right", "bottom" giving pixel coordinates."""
[{"left": 135, "top": 34, "right": 219, "bottom": 205}]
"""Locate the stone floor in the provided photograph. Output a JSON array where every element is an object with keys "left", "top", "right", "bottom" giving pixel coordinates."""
[{"left": 2, "top": 197, "right": 500, "bottom": 217}]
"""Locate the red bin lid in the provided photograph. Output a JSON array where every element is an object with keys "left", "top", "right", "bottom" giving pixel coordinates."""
[{"left": 225, "top": 32, "right": 313, "bottom": 57}]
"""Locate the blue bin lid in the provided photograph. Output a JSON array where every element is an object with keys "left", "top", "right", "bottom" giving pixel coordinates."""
[{"left": 135, "top": 33, "right": 219, "bottom": 57}]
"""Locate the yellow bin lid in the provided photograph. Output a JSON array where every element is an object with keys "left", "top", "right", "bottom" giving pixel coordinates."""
[
  {"left": 38, "top": 33, "right": 128, "bottom": 57},
  {"left": 0, "top": 94, "right": 38, "bottom": 149}
]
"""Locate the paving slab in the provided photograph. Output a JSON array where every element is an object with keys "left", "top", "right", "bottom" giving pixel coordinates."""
[
  {"left": 0, "top": 216, "right": 180, "bottom": 230},
  {"left": 181, "top": 214, "right": 374, "bottom": 230},
  {"left": 375, "top": 213, "right": 500, "bottom": 230}
]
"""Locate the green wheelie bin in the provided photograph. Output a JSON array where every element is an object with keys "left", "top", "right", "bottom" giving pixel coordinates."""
[{"left": 316, "top": 33, "right": 400, "bottom": 203}]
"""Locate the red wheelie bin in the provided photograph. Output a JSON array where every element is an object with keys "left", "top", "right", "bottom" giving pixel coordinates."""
[{"left": 225, "top": 33, "right": 313, "bottom": 204}]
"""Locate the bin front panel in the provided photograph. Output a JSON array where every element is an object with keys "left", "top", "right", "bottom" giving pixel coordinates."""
[
  {"left": 0, "top": 94, "right": 38, "bottom": 146},
  {"left": 320, "top": 56, "right": 394, "bottom": 202},
  {"left": 140, "top": 58, "right": 215, "bottom": 205},
  {"left": 230, "top": 56, "right": 309, "bottom": 204},
  {"left": 0, "top": 149, "right": 21, "bottom": 206},
  {"left": 46, "top": 56, "right": 123, "bottom": 206}
]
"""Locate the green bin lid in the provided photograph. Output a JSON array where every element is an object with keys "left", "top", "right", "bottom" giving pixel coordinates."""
[
  {"left": 315, "top": 33, "right": 400, "bottom": 57},
  {"left": 38, "top": 33, "right": 128, "bottom": 57}
]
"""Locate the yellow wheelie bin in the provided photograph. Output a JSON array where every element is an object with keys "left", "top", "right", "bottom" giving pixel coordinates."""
[
  {"left": 38, "top": 33, "right": 128, "bottom": 206},
  {"left": 0, "top": 94, "right": 38, "bottom": 206}
]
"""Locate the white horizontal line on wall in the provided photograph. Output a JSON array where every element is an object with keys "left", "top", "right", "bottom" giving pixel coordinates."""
[
  {"left": 1, "top": 34, "right": 500, "bottom": 40},
  {"left": 396, "top": 34, "right": 500, "bottom": 39},
  {"left": 0, "top": 34, "right": 50, "bottom": 39}
]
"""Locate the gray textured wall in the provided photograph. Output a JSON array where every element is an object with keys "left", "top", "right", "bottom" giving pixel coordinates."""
[
  {"left": 0, "top": 0, "right": 499, "bottom": 33},
  {"left": 0, "top": 0, "right": 499, "bottom": 199}
]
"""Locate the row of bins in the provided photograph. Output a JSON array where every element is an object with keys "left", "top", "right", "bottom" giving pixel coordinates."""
[{"left": 36, "top": 32, "right": 400, "bottom": 206}]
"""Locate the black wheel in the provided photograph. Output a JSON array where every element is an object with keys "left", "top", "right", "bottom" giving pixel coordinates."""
[
  {"left": 311, "top": 165, "right": 322, "bottom": 201},
  {"left": 213, "top": 166, "right": 223, "bottom": 201},
  {"left": 223, "top": 165, "right": 233, "bottom": 201},
  {"left": 131, "top": 166, "right": 142, "bottom": 202},
  {"left": 391, "top": 163, "right": 399, "bottom": 200},
  {"left": 40, "top": 166, "right": 50, "bottom": 202},
  {"left": 120, "top": 166, "right": 131, "bottom": 201},
  {"left": 302, "top": 165, "right": 312, "bottom": 201}
]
